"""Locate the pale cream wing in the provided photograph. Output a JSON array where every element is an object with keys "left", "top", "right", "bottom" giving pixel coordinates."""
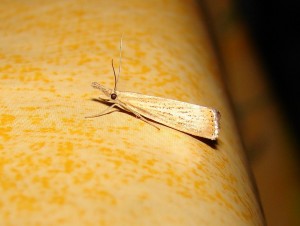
[{"left": 117, "top": 91, "right": 220, "bottom": 140}]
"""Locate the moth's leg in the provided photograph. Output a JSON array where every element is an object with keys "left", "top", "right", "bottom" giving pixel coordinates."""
[
  {"left": 118, "top": 102, "right": 160, "bottom": 130},
  {"left": 136, "top": 114, "right": 160, "bottom": 130},
  {"left": 85, "top": 104, "right": 119, "bottom": 118}
]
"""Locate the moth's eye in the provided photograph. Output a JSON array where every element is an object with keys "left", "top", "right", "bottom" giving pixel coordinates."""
[{"left": 111, "top": 93, "right": 117, "bottom": 100}]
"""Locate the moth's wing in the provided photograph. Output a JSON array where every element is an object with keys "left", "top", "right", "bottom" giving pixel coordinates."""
[{"left": 118, "top": 92, "right": 220, "bottom": 140}]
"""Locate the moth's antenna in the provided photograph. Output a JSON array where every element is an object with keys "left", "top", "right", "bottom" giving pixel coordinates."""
[
  {"left": 112, "top": 59, "right": 117, "bottom": 93},
  {"left": 116, "top": 34, "right": 123, "bottom": 91}
]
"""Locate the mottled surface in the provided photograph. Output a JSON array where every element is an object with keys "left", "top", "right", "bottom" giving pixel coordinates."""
[{"left": 0, "top": 0, "right": 264, "bottom": 225}]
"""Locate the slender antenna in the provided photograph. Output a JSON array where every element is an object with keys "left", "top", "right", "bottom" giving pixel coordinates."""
[
  {"left": 116, "top": 34, "right": 123, "bottom": 91},
  {"left": 112, "top": 59, "right": 117, "bottom": 93}
]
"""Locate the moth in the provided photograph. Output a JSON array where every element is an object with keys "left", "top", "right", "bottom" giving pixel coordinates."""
[{"left": 87, "top": 38, "right": 220, "bottom": 140}]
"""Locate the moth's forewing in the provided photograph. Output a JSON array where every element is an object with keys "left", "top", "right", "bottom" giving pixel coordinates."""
[{"left": 117, "top": 91, "right": 220, "bottom": 140}]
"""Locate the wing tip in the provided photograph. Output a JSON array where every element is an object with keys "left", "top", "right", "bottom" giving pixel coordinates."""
[{"left": 211, "top": 109, "right": 221, "bottom": 140}]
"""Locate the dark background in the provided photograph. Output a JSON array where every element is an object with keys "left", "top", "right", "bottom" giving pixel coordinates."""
[{"left": 237, "top": 0, "right": 300, "bottom": 148}]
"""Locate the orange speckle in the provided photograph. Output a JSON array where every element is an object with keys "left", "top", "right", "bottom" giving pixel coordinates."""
[
  {"left": 72, "top": 10, "right": 85, "bottom": 17},
  {"left": 77, "top": 55, "right": 93, "bottom": 65},
  {"left": 194, "top": 180, "right": 206, "bottom": 189},
  {"left": 64, "top": 159, "right": 74, "bottom": 173},
  {"left": 96, "top": 190, "right": 117, "bottom": 205},
  {"left": 1, "top": 114, "right": 16, "bottom": 125},
  {"left": 21, "top": 106, "right": 39, "bottom": 111},
  {"left": 58, "top": 141, "right": 74, "bottom": 154},
  {"left": 39, "top": 157, "right": 52, "bottom": 166},
  {"left": 138, "top": 175, "right": 152, "bottom": 182},
  {"left": 67, "top": 44, "right": 79, "bottom": 50},
  {"left": 50, "top": 195, "right": 65, "bottom": 205},
  {"left": 0, "top": 64, "right": 12, "bottom": 71},
  {"left": 30, "top": 115, "right": 43, "bottom": 125},
  {"left": 74, "top": 171, "right": 94, "bottom": 184},
  {"left": 177, "top": 190, "right": 192, "bottom": 199},
  {"left": 39, "top": 127, "right": 58, "bottom": 133},
  {"left": 12, "top": 54, "right": 27, "bottom": 64},
  {"left": 145, "top": 159, "right": 157, "bottom": 167},
  {"left": 0, "top": 127, "right": 12, "bottom": 141},
  {"left": 11, "top": 194, "right": 38, "bottom": 211},
  {"left": 62, "top": 117, "right": 75, "bottom": 123},
  {"left": 33, "top": 176, "right": 50, "bottom": 188},
  {"left": 140, "top": 65, "right": 150, "bottom": 73},
  {"left": 123, "top": 154, "right": 139, "bottom": 165},
  {"left": 0, "top": 178, "right": 17, "bottom": 191},
  {"left": 29, "top": 142, "right": 45, "bottom": 151}
]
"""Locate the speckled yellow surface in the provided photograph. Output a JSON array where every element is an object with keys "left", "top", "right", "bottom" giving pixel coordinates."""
[{"left": 0, "top": 1, "right": 264, "bottom": 225}]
